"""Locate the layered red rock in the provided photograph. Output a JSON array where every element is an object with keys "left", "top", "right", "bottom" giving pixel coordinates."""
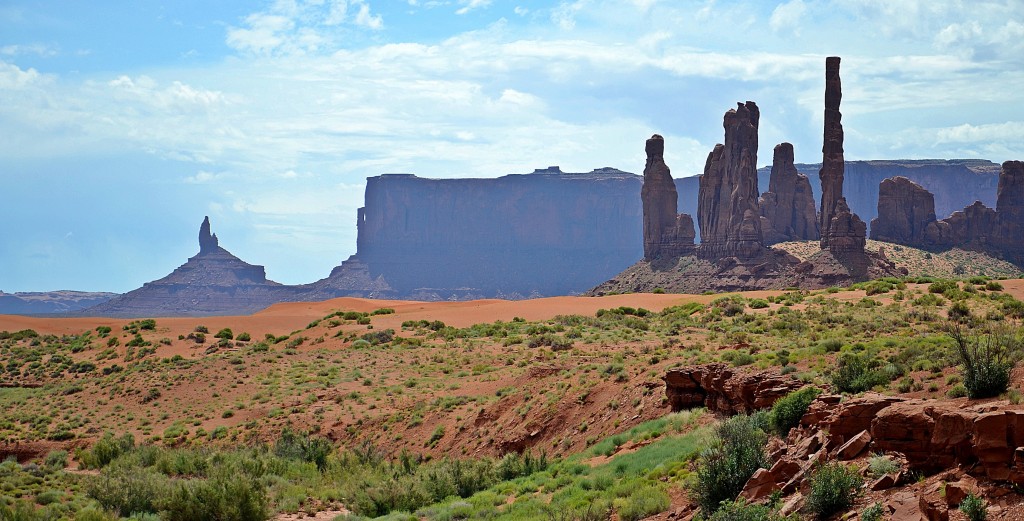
[
  {"left": 759, "top": 142, "right": 819, "bottom": 245},
  {"left": 641, "top": 134, "right": 695, "bottom": 260},
  {"left": 818, "top": 56, "right": 846, "bottom": 249},
  {"left": 869, "top": 176, "right": 938, "bottom": 244},
  {"left": 698, "top": 102, "right": 765, "bottom": 260},
  {"left": 663, "top": 363, "right": 804, "bottom": 415}
]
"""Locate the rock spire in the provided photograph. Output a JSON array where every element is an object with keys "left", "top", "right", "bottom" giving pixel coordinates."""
[
  {"left": 697, "top": 101, "right": 764, "bottom": 259},
  {"left": 759, "top": 142, "right": 819, "bottom": 244},
  {"left": 641, "top": 134, "right": 695, "bottom": 259},
  {"left": 818, "top": 56, "right": 846, "bottom": 249},
  {"left": 199, "top": 216, "right": 219, "bottom": 254}
]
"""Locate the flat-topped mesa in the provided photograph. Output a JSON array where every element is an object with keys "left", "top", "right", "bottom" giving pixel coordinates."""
[
  {"left": 869, "top": 176, "right": 938, "bottom": 244},
  {"left": 759, "top": 142, "right": 820, "bottom": 245},
  {"left": 641, "top": 134, "right": 695, "bottom": 260},
  {"left": 697, "top": 101, "right": 765, "bottom": 260},
  {"left": 996, "top": 160, "right": 1024, "bottom": 239},
  {"left": 819, "top": 56, "right": 846, "bottom": 250},
  {"left": 198, "top": 216, "right": 219, "bottom": 254}
]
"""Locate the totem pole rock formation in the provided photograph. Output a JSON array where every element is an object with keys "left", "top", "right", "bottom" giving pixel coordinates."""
[
  {"left": 869, "top": 177, "right": 938, "bottom": 244},
  {"left": 697, "top": 101, "right": 765, "bottom": 260},
  {"left": 816, "top": 56, "right": 868, "bottom": 261},
  {"left": 641, "top": 134, "right": 695, "bottom": 260},
  {"left": 759, "top": 142, "right": 819, "bottom": 245},
  {"left": 199, "top": 216, "right": 219, "bottom": 253}
]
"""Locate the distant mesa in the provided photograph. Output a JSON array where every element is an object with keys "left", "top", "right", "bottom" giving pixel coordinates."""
[
  {"left": 0, "top": 290, "right": 118, "bottom": 315},
  {"left": 870, "top": 161, "right": 1024, "bottom": 265}
]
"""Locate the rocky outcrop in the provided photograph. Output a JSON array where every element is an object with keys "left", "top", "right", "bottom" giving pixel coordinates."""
[
  {"left": 642, "top": 134, "right": 695, "bottom": 259},
  {"left": 759, "top": 142, "right": 819, "bottom": 245},
  {"left": 869, "top": 176, "right": 938, "bottom": 244},
  {"left": 83, "top": 217, "right": 303, "bottom": 317},
  {"left": 818, "top": 56, "right": 846, "bottom": 249},
  {"left": 663, "top": 363, "right": 804, "bottom": 415},
  {"left": 697, "top": 102, "right": 765, "bottom": 260},
  {"left": 868, "top": 161, "right": 1024, "bottom": 266}
]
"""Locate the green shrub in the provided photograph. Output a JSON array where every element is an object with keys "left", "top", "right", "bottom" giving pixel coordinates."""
[
  {"left": 708, "top": 499, "right": 786, "bottom": 521},
  {"left": 959, "top": 493, "right": 987, "bottom": 521},
  {"left": 693, "top": 414, "right": 769, "bottom": 514},
  {"left": 80, "top": 432, "right": 136, "bottom": 469},
  {"left": 949, "top": 325, "right": 1017, "bottom": 399},
  {"left": 866, "top": 454, "right": 900, "bottom": 478},
  {"left": 861, "top": 502, "right": 884, "bottom": 521},
  {"left": 214, "top": 328, "right": 233, "bottom": 340},
  {"left": 831, "top": 353, "right": 889, "bottom": 394},
  {"left": 615, "top": 484, "right": 670, "bottom": 521},
  {"left": 806, "top": 462, "right": 862, "bottom": 519},
  {"left": 236, "top": 332, "right": 251, "bottom": 342},
  {"left": 158, "top": 471, "right": 268, "bottom": 521},
  {"left": 87, "top": 466, "right": 168, "bottom": 517},
  {"left": 768, "top": 386, "right": 821, "bottom": 436},
  {"left": 274, "top": 428, "right": 333, "bottom": 471}
]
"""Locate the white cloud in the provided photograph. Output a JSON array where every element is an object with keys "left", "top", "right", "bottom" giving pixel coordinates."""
[
  {"left": 0, "top": 60, "right": 45, "bottom": 89},
  {"left": 0, "top": 43, "right": 58, "bottom": 57},
  {"left": 225, "top": 0, "right": 382, "bottom": 56},
  {"left": 769, "top": 0, "right": 806, "bottom": 35},
  {"left": 933, "top": 121, "right": 1024, "bottom": 145},
  {"left": 456, "top": 0, "right": 492, "bottom": 15},
  {"left": 551, "top": 0, "right": 588, "bottom": 30},
  {"left": 514, "top": 6, "right": 528, "bottom": 16}
]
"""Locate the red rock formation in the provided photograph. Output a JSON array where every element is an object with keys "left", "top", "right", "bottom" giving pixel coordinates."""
[
  {"left": 868, "top": 161, "right": 1023, "bottom": 266},
  {"left": 818, "top": 56, "right": 846, "bottom": 249},
  {"left": 642, "top": 134, "right": 695, "bottom": 259},
  {"left": 698, "top": 102, "right": 765, "bottom": 259},
  {"left": 869, "top": 177, "right": 938, "bottom": 244},
  {"left": 759, "top": 142, "right": 819, "bottom": 245},
  {"left": 663, "top": 363, "right": 804, "bottom": 415},
  {"left": 199, "top": 215, "right": 219, "bottom": 254}
]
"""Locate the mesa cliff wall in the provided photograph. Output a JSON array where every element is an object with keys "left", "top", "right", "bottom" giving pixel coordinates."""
[{"left": 354, "top": 168, "right": 644, "bottom": 298}]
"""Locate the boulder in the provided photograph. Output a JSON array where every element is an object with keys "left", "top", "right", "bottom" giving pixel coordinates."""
[
  {"left": 663, "top": 363, "right": 804, "bottom": 414},
  {"left": 835, "top": 429, "right": 871, "bottom": 460}
]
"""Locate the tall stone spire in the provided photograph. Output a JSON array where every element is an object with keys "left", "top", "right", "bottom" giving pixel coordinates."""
[
  {"left": 199, "top": 216, "right": 219, "bottom": 254},
  {"left": 818, "top": 56, "right": 845, "bottom": 249},
  {"left": 641, "top": 134, "right": 695, "bottom": 260}
]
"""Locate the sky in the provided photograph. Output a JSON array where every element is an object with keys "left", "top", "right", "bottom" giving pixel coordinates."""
[{"left": 2, "top": 0, "right": 1024, "bottom": 293}]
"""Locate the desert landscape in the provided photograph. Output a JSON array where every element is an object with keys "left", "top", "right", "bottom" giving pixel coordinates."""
[
  {"left": 5, "top": 2, "right": 1024, "bottom": 521},
  {"left": 3, "top": 277, "right": 1024, "bottom": 520}
]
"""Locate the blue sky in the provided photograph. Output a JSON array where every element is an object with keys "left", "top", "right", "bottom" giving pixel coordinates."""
[{"left": 2, "top": 0, "right": 1023, "bottom": 293}]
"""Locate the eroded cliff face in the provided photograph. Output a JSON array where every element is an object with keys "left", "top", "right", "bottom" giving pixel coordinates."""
[{"left": 355, "top": 168, "right": 644, "bottom": 298}]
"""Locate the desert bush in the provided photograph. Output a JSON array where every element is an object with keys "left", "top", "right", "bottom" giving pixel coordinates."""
[
  {"left": 806, "top": 462, "right": 862, "bottom": 519},
  {"left": 708, "top": 499, "right": 789, "bottom": 521},
  {"left": 949, "top": 324, "right": 1017, "bottom": 399},
  {"left": 693, "top": 414, "right": 769, "bottom": 514},
  {"left": 274, "top": 428, "right": 333, "bottom": 471},
  {"left": 86, "top": 465, "right": 168, "bottom": 517},
  {"left": 158, "top": 470, "right": 268, "bottom": 521},
  {"left": 861, "top": 502, "right": 884, "bottom": 521},
  {"left": 948, "top": 302, "right": 972, "bottom": 322},
  {"left": 830, "top": 353, "right": 889, "bottom": 394},
  {"left": 867, "top": 454, "right": 900, "bottom": 478},
  {"left": 959, "top": 493, "right": 987, "bottom": 521},
  {"left": 768, "top": 386, "right": 821, "bottom": 436},
  {"left": 79, "top": 432, "right": 136, "bottom": 469}
]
